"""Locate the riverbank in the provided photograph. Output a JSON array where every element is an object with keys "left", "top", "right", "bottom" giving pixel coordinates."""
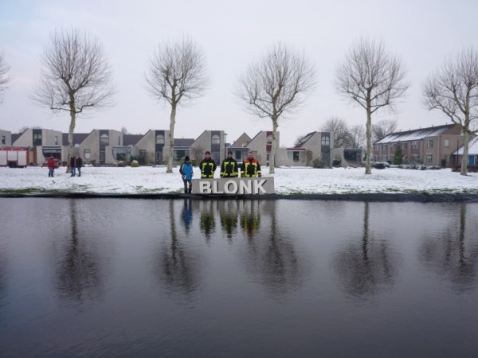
[{"left": 1, "top": 166, "right": 477, "bottom": 200}]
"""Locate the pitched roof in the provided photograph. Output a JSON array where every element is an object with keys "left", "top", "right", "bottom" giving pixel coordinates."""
[
  {"left": 123, "top": 134, "right": 143, "bottom": 146},
  {"left": 376, "top": 124, "right": 456, "bottom": 144},
  {"left": 11, "top": 133, "right": 21, "bottom": 143},
  {"left": 62, "top": 133, "right": 90, "bottom": 146},
  {"left": 294, "top": 131, "right": 317, "bottom": 148},
  {"left": 174, "top": 138, "right": 195, "bottom": 147},
  {"left": 456, "top": 136, "right": 478, "bottom": 155},
  {"left": 231, "top": 133, "right": 251, "bottom": 148}
]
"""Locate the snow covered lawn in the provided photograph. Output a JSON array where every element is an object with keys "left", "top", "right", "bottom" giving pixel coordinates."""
[{"left": 1, "top": 166, "right": 477, "bottom": 195}]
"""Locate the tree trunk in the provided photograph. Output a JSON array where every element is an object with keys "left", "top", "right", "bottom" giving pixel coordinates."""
[
  {"left": 365, "top": 102, "right": 372, "bottom": 175},
  {"left": 460, "top": 130, "right": 469, "bottom": 176},
  {"left": 66, "top": 107, "right": 76, "bottom": 173},
  {"left": 167, "top": 103, "right": 177, "bottom": 173},
  {"left": 269, "top": 118, "right": 278, "bottom": 174}
]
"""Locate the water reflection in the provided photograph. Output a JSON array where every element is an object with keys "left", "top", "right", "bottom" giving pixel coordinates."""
[
  {"left": 333, "top": 202, "right": 400, "bottom": 299},
  {"left": 56, "top": 200, "right": 103, "bottom": 303},
  {"left": 157, "top": 200, "right": 200, "bottom": 295},
  {"left": 241, "top": 201, "right": 302, "bottom": 295},
  {"left": 199, "top": 201, "right": 216, "bottom": 241},
  {"left": 218, "top": 201, "right": 239, "bottom": 241},
  {"left": 181, "top": 198, "right": 193, "bottom": 234},
  {"left": 420, "top": 204, "right": 478, "bottom": 292}
]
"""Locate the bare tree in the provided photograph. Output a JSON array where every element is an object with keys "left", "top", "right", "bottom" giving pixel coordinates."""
[
  {"left": 321, "top": 116, "right": 354, "bottom": 148},
  {"left": 0, "top": 53, "right": 10, "bottom": 103},
  {"left": 349, "top": 124, "right": 366, "bottom": 148},
  {"left": 237, "top": 43, "right": 316, "bottom": 174},
  {"left": 336, "top": 39, "right": 408, "bottom": 174},
  {"left": 372, "top": 119, "right": 398, "bottom": 143},
  {"left": 146, "top": 37, "right": 209, "bottom": 173},
  {"left": 423, "top": 48, "right": 478, "bottom": 176},
  {"left": 32, "top": 29, "right": 114, "bottom": 171}
]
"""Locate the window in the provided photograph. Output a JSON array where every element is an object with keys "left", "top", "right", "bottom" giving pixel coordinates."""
[
  {"left": 381, "top": 144, "right": 388, "bottom": 151},
  {"left": 266, "top": 135, "right": 273, "bottom": 144},
  {"left": 412, "top": 141, "right": 419, "bottom": 149},
  {"left": 444, "top": 139, "right": 450, "bottom": 147},
  {"left": 100, "top": 134, "right": 109, "bottom": 144},
  {"left": 84, "top": 149, "right": 91, "bottom": 160},
  {"left": 293, "top": 151, "right": 300, "bottom": 162},
  {"left": 1, "top": 136, "right": 5, "bottom": 145},
  {"left": 235, "top": 151, "right": 241, "bottom": 160},
  {"left": 426, "top": 154, "right": 433, "bottom": 164},
  {"left": 321, "top": 135, "right": 330, "bottom": 146},
  {"left": 402, "top": 142, "right": 407, "bottom": 149},
  {"left": 426, "top": 139, "right": 433, "bottom": 148},
  {"left": 33, "top": 133, "right": 42, "bottom": 146},
  {"left": 212, "top": 134, "right": 220, "bottom": 145},
  {"left": 156, "top": 134, "right": 165, "bottom": 145},
  {"left": 54, "top": 136, "right": 58, "bottom": 145}
]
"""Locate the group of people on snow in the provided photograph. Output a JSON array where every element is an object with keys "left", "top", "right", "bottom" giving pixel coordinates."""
[
  {"left": 179, "top": 151, "right": 262, "bottom": 194},
  {"left": 46, "top": 154, "right": 83, "bottom": 177}
]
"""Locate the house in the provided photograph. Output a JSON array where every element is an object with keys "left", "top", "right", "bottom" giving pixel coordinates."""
[
  {"left": 189, "top": 130, "right": 226, "bottom": 165},
  {"left": 173, "top": 138, "right": 195, "bottom": 164},
  {"left": 246, "top": 131, "right": 277, "bottom": 166},
  {"left": 276, "top": 131, "right": 332, "bottom": 167},
  {"left": 0, "top": 129, "right": 12, "bottom": 147},
  {"left": 13, "top": 128, "right": 63, "bottom": 164},
  {"left": 228, "top": 133, "right": 251, "bottom": 163},
  {"left": 454, "top": 136, "right": 478, "bottom": 167},
  {"left": 125, "top": 130, "right": 170, "bottom": 165},
  {"left": 373, "top": 124, "right": 464, "bottom": 167},
  {"left": 76, "top": 129, "right": 122, "bottom": 165}
]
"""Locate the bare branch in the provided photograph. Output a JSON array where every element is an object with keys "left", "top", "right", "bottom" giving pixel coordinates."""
[
  {"left": 236, "top": 42, "right": 317, "bottom": 173},
  {"left": 423, "top": 47, "right": 478, "bottom": 175},
  {"left": 0, "top": 52, "right": 11, "bottom": 103},
  {"left": 145, "top": 36, "right": 209, "bottom": 173},
  {"left": 336, "top": 38, "right": 408, "bottom": 174},
  {"left": 320, "top": 116, "right": 355, "bottom": 148}
]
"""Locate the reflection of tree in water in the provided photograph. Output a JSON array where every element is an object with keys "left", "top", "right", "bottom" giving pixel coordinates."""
[
  {"left": 180, "top": 199, "right": 193, "bottom": 235},
  {"left": 219, "top": 201, "right": 239, "bottom": 241},
  {"left": 57, "top": 200, "right": 102, "bottom": 303},
  {"left": 420, "top": 204, "right": 478, "bottom": 293},
  {"left": 157, "top": 200, "right": 200, "bottom": 295},
  {"left": 240, "top": 200, "right": 261, "bottom": 240},
  {"left": 243, "top": 201, "right": 302, "bottom": 295},
  {"left": 0, "top": 252, "right": 6, "bottom": 308},
  {"left": 333, "top": 202, "right": 399, "bottom": 299},
  {"left": 199, "top": 201, "right": 216, "bottom": 241}
]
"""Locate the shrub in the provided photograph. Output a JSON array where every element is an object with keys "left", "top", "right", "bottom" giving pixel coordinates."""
[
  {"left": 312, "top": 158, "right": 323, "bottom": 168},
  {"left": 332, "top": 159, "right": 341, "bottom": 167},
  {"left": 130, "top": 160, "right": 139, "bottom": 167}
]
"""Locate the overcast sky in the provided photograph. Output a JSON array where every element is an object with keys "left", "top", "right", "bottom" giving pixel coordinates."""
[{"left": 1, "top": 0, "right": 477, "bottom": 146}]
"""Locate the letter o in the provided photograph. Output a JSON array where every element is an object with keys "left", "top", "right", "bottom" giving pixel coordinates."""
[{"left": 224, "top": 180, "right": 238, "bottom": 194}]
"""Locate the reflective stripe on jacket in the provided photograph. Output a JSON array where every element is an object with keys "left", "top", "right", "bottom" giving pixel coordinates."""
[
  {"left": 221, "top": 158, "right": 238, "bottom": 177},
  {"left": 200, "top": 159, "right": 217, "bottom": 178},
  {"left": 241, "top": 158, "right": 261, "bottom": 177}
]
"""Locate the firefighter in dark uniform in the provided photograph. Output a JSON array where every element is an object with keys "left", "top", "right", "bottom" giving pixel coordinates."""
[
  {"left": 199, "top": 151, "right": 217, "bottom": 178},
  {"left": 220, "top": 151, "right": 238, "bottom": 178},
  {"left": 241, "top": 152, "right": 262, "bottom": 177}
]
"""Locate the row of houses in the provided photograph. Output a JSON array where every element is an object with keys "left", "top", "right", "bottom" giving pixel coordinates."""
[
  {"left": 373, "top": 123, "right": 474, "bottom": 167},
  {"left": 1, "top": 123, "right": 473, "bottom": 168}
]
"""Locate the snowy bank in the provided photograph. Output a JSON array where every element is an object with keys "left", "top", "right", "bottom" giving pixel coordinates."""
[{"left": 1, "top": 166, "right": 477, "bottom": 198}]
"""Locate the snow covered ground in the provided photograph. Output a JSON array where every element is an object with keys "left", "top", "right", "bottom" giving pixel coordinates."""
[{"left": 0, "top": 165, "right": 477, "bottom": 195}]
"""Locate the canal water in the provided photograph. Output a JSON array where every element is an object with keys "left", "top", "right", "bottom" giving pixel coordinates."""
[{"left": 1, "top": 198, "right": 478, "bottom": 357}]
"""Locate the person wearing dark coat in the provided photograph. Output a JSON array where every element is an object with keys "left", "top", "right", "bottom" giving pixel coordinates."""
[
  {"left": 75, "top": 154, "right": 83, "bottom": 177},
  {"left": 220, "top": 151, "right": 238, "bottom": 178},
  {"left": 241, "top": 152, "right": 262, "bottom": 178},
  {"left": 199, "top": 151, "right": 217, "bottom": 178},
  {"left": 70, "top": 156, "right": 76, "bottom": 177}
]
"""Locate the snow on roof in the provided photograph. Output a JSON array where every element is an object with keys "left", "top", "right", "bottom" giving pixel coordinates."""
[
  {"left": 376, "top": 124, "right": 455, "bottom": 144},
  {"left": 294, "top": 131, "right": 317, "bottom": 148},
  {"left": 455, "top": 136, "right": 478, "bottom": 155}
]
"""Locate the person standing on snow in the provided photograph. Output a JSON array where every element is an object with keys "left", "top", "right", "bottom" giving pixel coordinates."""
[
  {"left": 179, "top": 156, "right": 194, "bottom": 193},
  {"left": 241, "top": 152, "right": 262, "bottom": 178},
  {"left": 47, "top": 155, "right": 56, "bottom": 177},
  {"left": 220, "top": 151, "right": 238, "bottom": 178},
  {"left": 199, "top": 151, "right": 217, "bottom": 179},
  {"left": 75, "top": 154, "right": 83, "bottom": 177}
]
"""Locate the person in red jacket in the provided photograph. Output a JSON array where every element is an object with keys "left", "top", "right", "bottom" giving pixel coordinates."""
[
  {"left": 241, "top": 152, "right": 262, "bottom": 178},
  {"left": 47, "top": 155, "right": 56, "bottom": 177}
]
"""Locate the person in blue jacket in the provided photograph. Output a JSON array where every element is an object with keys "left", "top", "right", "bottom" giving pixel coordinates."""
[{"left": 179, "top": 156, "right": 194, "bottom": 193}]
